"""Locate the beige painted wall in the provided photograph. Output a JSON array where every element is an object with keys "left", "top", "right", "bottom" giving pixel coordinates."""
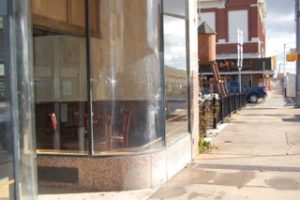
[{"left": 91, "top": 0, "right": 161, "bottom": 101}]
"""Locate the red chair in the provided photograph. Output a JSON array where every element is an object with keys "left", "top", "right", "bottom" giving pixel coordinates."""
[
  {"left": 122, "top": 110, "right": 132, "bottom": 147},
  {"left": 94, "top": 111, "right": 132, "bottom": 150},
  {"left": 98, "top": 110, "right": 132, "bottom": 149},
  {"left": 49, "top": 113, "right": 57, "bottom": 131}
]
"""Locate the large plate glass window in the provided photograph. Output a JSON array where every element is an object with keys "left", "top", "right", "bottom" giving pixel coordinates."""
[
  {"left": 163, "top": 0, "right": 189, "bottom": 143},
  {"left": 90, "top": 0, "right": 164, "bottom": 154},
  {"left": 0, "top": 14, "right": 15, "bottom": 200},
  {"left": 32, "top": 0, "right": 89, "bottom": 154}
]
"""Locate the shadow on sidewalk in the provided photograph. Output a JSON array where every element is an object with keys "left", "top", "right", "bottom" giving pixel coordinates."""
[{"left": 282, "top": 115, "right": 300, "bottom": 122}]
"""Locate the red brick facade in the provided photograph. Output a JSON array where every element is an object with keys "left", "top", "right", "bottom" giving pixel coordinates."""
[
  {"left": 217, "top": 43, "right": 259, "bottom": 54},
  {"left": 199, "top": 0, "right": 266, "bottom": 58}
]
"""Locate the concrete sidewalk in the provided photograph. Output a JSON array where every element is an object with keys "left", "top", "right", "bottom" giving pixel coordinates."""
[
  {"left": 149, "top": 89, "right": 300, "bottom": 200},
  {"left": 39, "top": 188, "right": 156, "bottom": 200}
]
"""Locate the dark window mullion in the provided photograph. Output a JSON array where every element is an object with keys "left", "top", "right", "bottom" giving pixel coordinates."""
[
  {"left": 85, "top": 0, "right": 94, "bottom": 156},
  {"left": 185, "top": 0, "right": 191, "bottom": 133},
  {"left": 160, "top": 0, "right": 166, "bottom": 146}
]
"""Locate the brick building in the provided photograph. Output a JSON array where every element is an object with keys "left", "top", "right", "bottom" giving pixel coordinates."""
[
  {"left": 198, "top": 0, "right": 267, "bottom": 59},
  {"left": 198, "top": 0, "right": 274, "bottom": 89}
]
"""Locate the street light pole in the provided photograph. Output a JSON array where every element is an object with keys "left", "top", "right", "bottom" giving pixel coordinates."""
[
  {"left": 237, "top": 29, "right": 243, "bottom": 93},
  {"left": 296, "top": 0, "right": 300, "bottom": 106},
  {"left": 241, "top": 31, "right": 243, "bottom": 93},
  {"left": 283, "top": 43, "right": 286, "bottom": 76},
  {"left": 263, "top": 61, "right": 266, "bottom": 87}
]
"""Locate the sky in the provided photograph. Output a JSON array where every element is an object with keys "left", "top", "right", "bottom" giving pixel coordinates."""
[
  {"left": 163, "top": 0, "right": 186, "bottom": 69},
  {"left": 266, "top": 0, "right": 296, "bottom": 74}
]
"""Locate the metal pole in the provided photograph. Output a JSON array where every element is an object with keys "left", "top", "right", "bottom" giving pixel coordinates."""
[
  {"left": 212, "top": 95, "right": 217, "bottom": 129},
  {"left": 263, "top": 61, "right": 265, "bottom": 87},
  {"left": 239, "top": 30, "right": 243, "bottom": 93},
  {"left": 237, "top": 29, "right": 240, "bottom": 68},
  {"left": 296, "top": 0, "right": 300, "bottom": 107},
  {"left": 283, "top": 43, "right": 286, "bottom": 77},
  {"left": 237, "top": 29, "right": 242, "bottom": 93},
  {"left": 241, "top": 31, "right": 243, "bottom": 93},
  {"left": 239, "top": 68, "right": 242, "bottom": 93},
  {"left": 85, "top": 0, "right": 94, "bottom": 155}
]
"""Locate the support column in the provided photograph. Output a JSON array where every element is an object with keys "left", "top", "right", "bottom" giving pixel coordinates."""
[{"left": 296, "top": 0, "right": 300, "bottom": 106}]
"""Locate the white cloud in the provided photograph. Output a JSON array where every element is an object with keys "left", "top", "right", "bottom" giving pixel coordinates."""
[
  {"left": 164, "top": 16, "right": 186, "bottom": 69},
  {"left": 265, "top": 0, "right": 296, "bottom": 74},
  {"left": 266, "top": 36, "right": 295, "bottom": 57}
]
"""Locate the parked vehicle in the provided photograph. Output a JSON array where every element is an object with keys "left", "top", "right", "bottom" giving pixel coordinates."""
[{"left": 227, "top": 81, "right": 267, "bottom": 103}]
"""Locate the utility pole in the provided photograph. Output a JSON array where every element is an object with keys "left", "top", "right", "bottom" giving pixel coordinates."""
[
  {"left": 237, "top": 29, "right": 243, "bottom": 93},
  {"left": 296, "top": 0, "right": 300, "bottom": 107},
  {"left": 263, "top": 61, "right": 266, "bottom": 87},
  {"left": 283, "top": 43, "right": 286, "bottom": 77}
]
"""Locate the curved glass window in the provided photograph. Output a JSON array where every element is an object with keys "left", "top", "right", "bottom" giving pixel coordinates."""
[
  {"left": 164, "top": 0, "right": 186, "bottom": 16},
  {"left": 164, "top": 1, "right": 189, "bottom": 144},
  {"left": 90, "top": 0, "right": 164, "bottom": 154},
  {"left": 33, "top": 0, "right": 164, "bottom": 155},
  {"left": 32, "top": 0, "right": 89, "bottom": 154},
  {"left": 0, "top": 15, "right": 15, "bottom": 200}
]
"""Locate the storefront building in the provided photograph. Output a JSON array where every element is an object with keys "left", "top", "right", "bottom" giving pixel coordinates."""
[
  {"left": 199, "top": 57, "right": 275, "bottom": 90},
  {"left": 1, "top": 0, "right": 199, "bottom": 198}
]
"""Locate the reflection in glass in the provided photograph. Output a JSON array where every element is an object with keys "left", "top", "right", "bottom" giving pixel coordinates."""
[
  {"left": 0, "top": 15, "right": 15, "bottom": 200},
  {"left": 164, "top": 15, "right": 188, "bottom": 143},
  {"left": 32, "top": 0, "right": 88, "bottom": 154},
  {"left": 164, "top": 0, "right": 186, "bottom": 16},
  {"left": 90, "top": 0, "right": 164, "bottom": 153}
]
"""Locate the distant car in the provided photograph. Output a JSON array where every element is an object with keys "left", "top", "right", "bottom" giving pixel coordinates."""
[{"left": 228, "top": 81, "right": 268, "bottom": 103}]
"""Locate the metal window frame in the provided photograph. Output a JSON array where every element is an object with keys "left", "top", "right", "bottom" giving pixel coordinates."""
[
  {"left": 163, "top": 0, "right": 192, "bottom": 134},
  {"left": 3, "top": 0, "right": 38, "bottom": 199}
]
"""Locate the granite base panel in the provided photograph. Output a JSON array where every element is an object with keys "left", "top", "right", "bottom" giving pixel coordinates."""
[{"left": 37, "top": 134, "right": 192, "bottom": 191}]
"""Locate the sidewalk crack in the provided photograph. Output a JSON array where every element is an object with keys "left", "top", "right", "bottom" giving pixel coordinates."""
[{"left": 285, "top": 132, "right": 292, "bottom": 155}]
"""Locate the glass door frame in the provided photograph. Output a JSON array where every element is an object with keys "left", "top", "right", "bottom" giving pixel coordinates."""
[{"left": 1, "top": 0, "right": 38, "bottom": 199}]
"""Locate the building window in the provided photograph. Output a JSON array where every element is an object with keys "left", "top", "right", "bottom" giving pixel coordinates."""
[
  {"left": 90, "top": 0, "right": 164, "bottom": 154},
  {"left": 32, "top": 0, "right": 89, "bottom": 154},
  {"left": 32, "top": 0, "right": 190, "bottom": 155},
  {"left": 0, "top": 15, "right": 15, "bottom": 200},
  {"left": 33, "top": 0, "right": 165, "bottom": 155},
  {"left": 164, "top": 0, "right": 189, "bottom": 143},
  {"left": 228, "top": 10, "right": 248, "bottom": 43}
]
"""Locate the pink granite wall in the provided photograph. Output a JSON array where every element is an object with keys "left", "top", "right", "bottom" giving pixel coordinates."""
[{"left": 38, "top": 134, "right": 191, "bottom": 191}]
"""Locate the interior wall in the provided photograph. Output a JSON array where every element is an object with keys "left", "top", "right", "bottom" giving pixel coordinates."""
[
  {"left": 31, "top": 0, "right": 98, "bottom": 36},
  {"left": 92, "top": 0, "right": 161, "bottom": 101},
  {"left": 34, "top": 36, "right": 87, "bottom": 102}
]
